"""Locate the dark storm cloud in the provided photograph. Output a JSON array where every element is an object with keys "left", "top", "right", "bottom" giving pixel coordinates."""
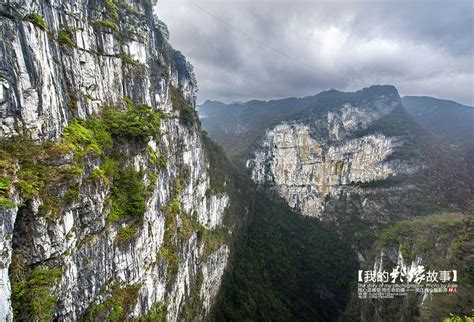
[{"left": 155, "top": 0, "right": 474, "bottom": 105}]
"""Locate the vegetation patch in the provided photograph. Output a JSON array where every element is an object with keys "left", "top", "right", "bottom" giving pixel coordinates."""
[
  {"left": 0, "top": 176, "right": 11, "bottom": 193},
  {"left": 169, "top": 86, "right": 197, "bottom": 126},
  {"left": 81, "top": 284, "right": 140, "bottom": 321},
  {"left": 145, "top": 171, "right": 158, "bottom": 198},
  {"left": 66, "top": 103, "right": 162, "bottom": 150},
  {"left": 209, "top": 191, "right": 358, "bottom": 321},
  {"left": 146, "top": 146, "right": 167, "bottom": 169},
  {"left": 0, "top": 136, "right": 81, "bottom": 218},
  {"left": 108, "top": 167, "right": 146, "bottom": 223},
  {"left": 11, "top": 267, "right": 62, "bottom": 321},
  {"left": 24, "top": 13, "right": 47, "bottom": 31},
  {"left": 179, "top": 272, "right": 204, "bottom": 320},
  {"left": 0, "top": 177, "right": 14, "bottom": 209},
  {"left": 102, "top": 104, "right": 161, "bottom": 140},
  {"left": 119, "top": 1, "right": 140, "bottom": 16},
  {"left": 197, "top": 225, "right": 228, "bottom": 257},
  {"left": 157, "top": 155, "right": 167, "bottom": 169},
  {"left": 0, "top": 100, "right": 162, "bottom": 220},
  {"left": 64, "top": 184, "right": 80, "bottom": 204},
  {"left": 178, "top": 212, "right": 194, "bottom": 243},
  {"left": 115, "top": 225, "right": 139, "bottom": 245},
  {"left": 120, "top": 54, "right": 141, "bottom": 66},
  {"left": 64, "top": 118, "right": 112, "bottom": 159},
  {"left": 89, "top": 167, "right": 109, "bottom": 183},
  {"left": 138, "top": 301, "right": 168, "bottom": 321},
  {"left": 58, "top": 26, "right": 76, "bottom": 48},
  {"left": 179, "top": 106, "right": 196, "bottom": 126},
  {"left": 169, "top": 198, "right": 181, "bottom": 214},
  {"left": 92, "top": 19, "right": 119, "bottom": 32},
  {"left": 104, "top": 0, "right": 119, "bottom": 19},
  {"left": 0, "top": 197, "right": 16, "bottom": 209},
  {"left": 159, "top": 203, "right": 179, "bottom": 280}
]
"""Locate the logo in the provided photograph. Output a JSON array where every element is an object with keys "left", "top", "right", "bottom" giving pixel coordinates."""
[{"left": 357, "top": 264, "right": 459, "bottom": 299}]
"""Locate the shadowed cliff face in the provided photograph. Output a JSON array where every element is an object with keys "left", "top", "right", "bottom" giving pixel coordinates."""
[{"left": 0, "top": 1, "right": 239, "bottom": 321}]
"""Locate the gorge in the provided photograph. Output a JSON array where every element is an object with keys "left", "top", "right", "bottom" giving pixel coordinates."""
[{"left": 0, "top": 0, "right": 472, "bottom": 321}]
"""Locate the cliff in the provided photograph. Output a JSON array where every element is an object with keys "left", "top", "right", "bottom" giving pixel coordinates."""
[
  {"left": 202, "top": 86, "right": 473, "bottom": 320},
  {"left": 245, "top": 86, "right": 473, "bottom": 254},
  {"left": 246, "top": 86, "right": 417, "bottom": 219},
  {"left": 0, "top": 0, "right": 234, "bottom": 320}
]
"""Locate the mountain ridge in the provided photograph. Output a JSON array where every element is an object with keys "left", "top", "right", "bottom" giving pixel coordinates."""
[{"left": 402, "top": 95, "right": 474, "bottom": 148}]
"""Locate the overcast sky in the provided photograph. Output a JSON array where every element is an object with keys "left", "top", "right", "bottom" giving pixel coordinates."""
[{"left": 156, "top": 0, "right": 473, "bottom": 105}]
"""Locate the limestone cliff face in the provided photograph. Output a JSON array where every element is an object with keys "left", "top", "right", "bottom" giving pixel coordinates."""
[
  {"left": 247, "top": 87, "right": 418, "bottom": 219},
  {"left": 0, "top": 0, "right": 231, "bottom": 320}
]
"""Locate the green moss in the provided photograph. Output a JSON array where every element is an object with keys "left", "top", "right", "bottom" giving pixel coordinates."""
[
  {"left": 102, "top": 158, "right": 118, "bottom": 178},
  {"left": 64, "top": 120, "right": 95, "bottom": 146},
  {"left": 104, "top": 0, "right": 119, "bottom": 19},
  {"left": 178, "top": 212, "right": 193, "bottom": 243},
  {"left": 81, "top": 284, "right": 140, "bottom": 321},
  {"left": 146, "top": 145, "right": 158, "bottom": 165},
  {"left": 64, "top": 184, "right": 80, "bottom": 204},
  {"left": 24, "top": 13, "right": 47, "bottom": 31},
  {"left": 90, "top": 167, "right": 109, "bottom": 183},
  {"left": 92, "top": 19, "right": 119, "bottom": 32},
  {"left": 108, "top": 167, "right": 146, "bottom": 222},
  {"left": 139, "top": 302, "right": 168, "bottom": 321},
  {"left": 443, "top": 315, "right": 473, "bottom": 322},
  {"left": 64, "top": 118, "right": 113, "bottom": 158},
  {"left": 145, "top": 171, "right": 158, "bottom": 198},
  {"left": 119, "top": 2, "right": 139, "bottom": 16},
  {"left": 58, "top": 28, "right": 76, "bottom": 48},
  {"left": 116, "top": 226, "right": 138, "bottom": 245},
  {"left": 123, "top": 95, "right": 133, "bottom": 107},
  {"left": 159, "top": 205, "right": 179, "bottom": 281},
  {"left": 169, "top": 198, "right": 181, "bottom": 214},
  {"left": 0, "top": 137, "right": 81, "bottom": 219},
  {"left": 120, "top": 54, "right": 140, "bottom": 66},
  {"left": 159, "top": 244, "right": 179, "bottom": 280},
  {"left": 173, "top": 179, "right": 182, "bottom": 196},
  {"left": 157, "top": 155, "right": 167, "bottom": 169},
  {"left": 0, "top": 197, "right": 16, "bottom": 209},
  {"left": 0, "top": 177, "right": 11, "bottom": 193},
  {"left": 11, "top": 268, "right": 62, "bottom": 321},
  {"left": 0, "top": 102, "right": 158, "bottom": 221},
  {"left": 37, "top": 195, "right": 61, "bottom": 219}
]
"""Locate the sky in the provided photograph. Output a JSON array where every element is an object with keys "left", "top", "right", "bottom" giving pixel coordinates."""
[{"left": 155, "top": 0, "right": 474, "bottom": 105}]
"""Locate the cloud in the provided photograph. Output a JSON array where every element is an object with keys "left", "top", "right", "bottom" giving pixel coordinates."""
[{"left": 155, "top": 0, "right": 474, "bottom": 105}]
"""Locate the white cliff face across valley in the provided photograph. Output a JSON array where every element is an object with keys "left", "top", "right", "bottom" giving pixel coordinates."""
[
  {"left": 247, "top": 97, "right": 418, "bottom": 218},
  {"left": 0, "top": 0, "right": 232, "bottom": 320}
]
